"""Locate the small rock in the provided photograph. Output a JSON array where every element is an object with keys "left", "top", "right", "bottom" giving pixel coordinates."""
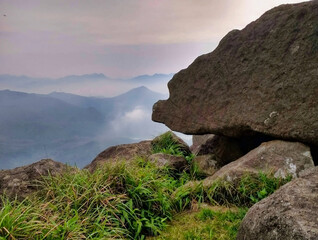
[
  {"left": 148, "top": 153, "right": 188, "bottom": 170},
  {"left": 193, "top": 155, "right": 218, "bottom": 176}
]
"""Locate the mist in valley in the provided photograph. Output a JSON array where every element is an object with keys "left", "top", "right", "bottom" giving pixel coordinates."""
[{"left": 0, "top": 82, "right": 177, "bottom": 169}]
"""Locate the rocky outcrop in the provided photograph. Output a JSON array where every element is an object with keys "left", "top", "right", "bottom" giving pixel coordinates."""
[
  {"left": 85, "top": 132, "right": 191, "bottom": 173},
  {"left": 84, "top": 141, "right": 152, "bottom": 172},
  {"left": 237, "top": 167, "right": 318, "bottom": 240},
  {"left": 191, "top": 134, "right": 244, "bottom": 167},
  {"left": 152, "top": 1, "right": 318, "bottom": 146},
  {"left": 203, "top": 140, "right": 314, "bottom": 187},
  {"left": 0, "top": 159, "right": 69, "bottom": 199},
  {"left": 149, "top": 153, "right": 188, "bottom": 170}
]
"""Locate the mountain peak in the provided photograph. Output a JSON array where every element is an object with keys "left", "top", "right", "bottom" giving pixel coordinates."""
[
  {"left": 131, "top": 73, "right": 174, "bottom": 81},
  {"left": 128, "top": 86, "right": 152, "bottom": 93}
]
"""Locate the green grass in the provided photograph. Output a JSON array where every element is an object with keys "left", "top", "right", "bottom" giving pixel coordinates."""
[
  {"left": 0, "top": 158, "right": 180, "bottom": 239},
  {"left": 174, "top": 172, "right": 292, "bottom": 209},
  {"left": 0, "top": 155, "right": 292, "bottom": 239},
  {"left": 0, "top": 198, "right": 38, "bottom": 239},
  {"left": 151, "top": 206, "right": 248, "bottom": 240},
  {"left": 151, "top": 132, "right": 186, "bottom": 157},
  {"left": 151, "top": 132, "right": 205, "bottom": 182}
]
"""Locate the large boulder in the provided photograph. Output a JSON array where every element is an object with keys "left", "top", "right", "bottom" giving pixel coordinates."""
[
  {"left": 237, "top": 167, "right": 318, "bottom": 240},
  {"left": 85, "top": 141, "right": 152, "bottom": 172},
  {"left": 203, "top": 140, "right": 314, "bottom": 187},
  {"left": 152, "top": 1, "right": 318, "bottom": 146},
  {"left": 0, "top": 159, "right": 69, "bottom": 199}
]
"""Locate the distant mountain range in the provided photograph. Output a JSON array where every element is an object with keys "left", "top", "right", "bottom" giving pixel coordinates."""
[
  {"left": 0, "top": 73, "right": 174, "bottom": 97},
  {"left": 0, "top": 87, "right": 169, "bottom": 169}
]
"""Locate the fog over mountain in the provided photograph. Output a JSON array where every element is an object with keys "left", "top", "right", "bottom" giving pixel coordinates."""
[
  {"left": 0, "top": 73, "right": 174, "bottom": 97},
  {"left": 0, "top": 86, "right": 173, "bottom": 169}
]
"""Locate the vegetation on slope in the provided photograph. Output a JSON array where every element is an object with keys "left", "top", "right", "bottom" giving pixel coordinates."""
[{"left": 0, "top": 134, "right": 292, "bottom": 239}]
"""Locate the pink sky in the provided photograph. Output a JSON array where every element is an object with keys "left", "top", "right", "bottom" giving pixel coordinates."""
[{"left": 0, "top": 0, "right": 309, "bottom": 78}]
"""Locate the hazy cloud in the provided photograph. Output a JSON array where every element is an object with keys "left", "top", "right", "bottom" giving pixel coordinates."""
[
  {"left": 104, "top": 106, "right": 167, "bottom": 141},
  {"left": 0, "top": 0, "right": 309, "bottom": 78},
  {"left": 124, "top": 106, "right": 148, "bottom": 121}
]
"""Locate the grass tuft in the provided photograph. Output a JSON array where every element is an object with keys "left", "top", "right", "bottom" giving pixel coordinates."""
[{"left": 151, "top": 132, "right": 185, "bottom": 157}]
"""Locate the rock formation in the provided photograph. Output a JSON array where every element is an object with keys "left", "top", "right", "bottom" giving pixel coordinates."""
[
  {"left": 237, "top": 167, "right": 318, "bottom": 240},
  {"left": 84, "top": 140, "right": 152, "bottom": 172},
  {"left": 152, "top": 1, "right": 318, "bottom": 147},
  {"left": 0, "top": 159, "right": 69, "bottom": 199},
  {"left": 202, "top": 140, "right": 314, "bottom": 187}
]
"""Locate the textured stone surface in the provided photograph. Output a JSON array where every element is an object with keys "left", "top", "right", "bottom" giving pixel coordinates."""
[
  {"left": 237, "top": 167, "right": 318, "bottom": 240},
  {"left": 193, "top": 155, "right": 218, "bottom": 176},
  {"left": 191, "top": 134, "right": 243, "bottom": 167},
  {"left": 85, "top": 141, "right": 152, "bottom": 172},
  {"left": 0, "top": 159, "right": 68, "bottom": 199},
  {"left": 191, "top": 134, "right": 215, "bottom": 152},
  {"left": 203, "top": 140, "right": 314, "bottom": 187},
  {"left": 152, "top": 1, "right": 318, "bottom": 146},
  {"left": 149, "top": 153, "right": 187, "bottom": 170}
]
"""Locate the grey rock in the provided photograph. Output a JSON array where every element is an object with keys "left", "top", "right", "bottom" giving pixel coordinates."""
[
  {"left": 149, "top": 153, "right": 188, "bottom": 170},
  {"left": 193, "top": 155, "right": 218, "bottom": 176},
  {"left": 237, "top": 166, "right": 318, "bottom": 240},
  {"left": 84, "top": 140, "right": 152, "bottom": 172},
  {"left": 203, "top": 140, "right": 314, "bottom": 187},
  {"left": 0, "top": 159, "right": 69, "bottom": 199}
]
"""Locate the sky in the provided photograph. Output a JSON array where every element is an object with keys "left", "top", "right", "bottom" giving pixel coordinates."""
[{"left": 0, "top": 0, "right": 309, "bottom": 79}]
